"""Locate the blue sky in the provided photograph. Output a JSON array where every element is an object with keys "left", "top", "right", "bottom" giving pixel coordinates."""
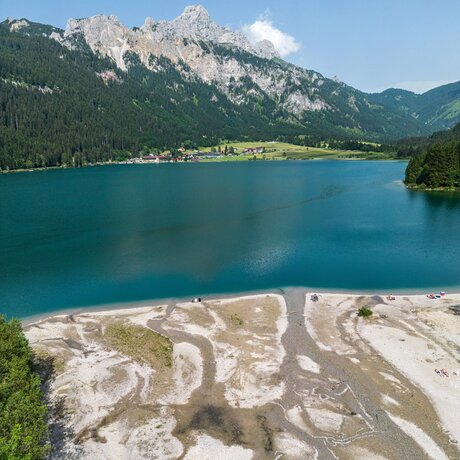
[{"left": 1, "top": 0, "right": 460, "bottom": 93}]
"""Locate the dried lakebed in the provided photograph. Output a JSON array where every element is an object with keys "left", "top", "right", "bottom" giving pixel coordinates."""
[{"left": 25, "top": 290, "right": 460, "bottom": 459}]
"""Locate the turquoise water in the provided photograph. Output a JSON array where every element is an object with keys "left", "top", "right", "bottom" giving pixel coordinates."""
[{"left": 1, "top": 161, "right": 460, "bottom": 318}]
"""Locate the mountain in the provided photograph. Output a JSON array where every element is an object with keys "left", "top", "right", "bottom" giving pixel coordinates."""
[
  {"left": 369, "top": 81, "right": 460, "bottom": 132},
  {"left": 47, "top": 7, "right": 427, "bottom": 138},
  {"left": 1, "top": 5, "right": 458, "bottom": 170}
]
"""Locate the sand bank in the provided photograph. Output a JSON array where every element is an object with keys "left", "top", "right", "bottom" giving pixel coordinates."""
[{"left": 25, "top": 290, "right": 460, "bottom": 459}]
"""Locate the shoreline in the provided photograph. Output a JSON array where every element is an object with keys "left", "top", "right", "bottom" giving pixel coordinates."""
[
  {"left": 406, "top": 185, "right": 460, "bottom": 193},
  {"left": 21, "top": 284, "right": 459, "bottom": 326},
  {"left": 1, "top": 156, "right": 408, "bottom": 176}
]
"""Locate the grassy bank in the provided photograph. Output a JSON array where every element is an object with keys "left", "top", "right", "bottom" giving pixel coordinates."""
[
  {"left": 105, "top": 324, "right": 173, "bottom": 368},
  {"left": 194, "top": 141, "right": 395, "bottom": 162},
  {"left": 1, "top": 141, "right": 398, "bottom": 174}
]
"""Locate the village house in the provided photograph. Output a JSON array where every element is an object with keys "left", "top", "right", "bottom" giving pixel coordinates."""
[
  {"left": 141, "top": 155, "right": 168, "bottom": 163},
  {"left": 243, "top": 147, "right": 265, "bottom": 154}
]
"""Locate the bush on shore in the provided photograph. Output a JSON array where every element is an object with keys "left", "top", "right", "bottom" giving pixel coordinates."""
[{"left": 357, "top": 307, "right": 373, "bottom": 318}]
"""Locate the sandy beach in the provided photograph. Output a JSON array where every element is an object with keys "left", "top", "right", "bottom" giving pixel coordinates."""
[{"left": 24, "top": 289, "right": 460, "bottom": 459}]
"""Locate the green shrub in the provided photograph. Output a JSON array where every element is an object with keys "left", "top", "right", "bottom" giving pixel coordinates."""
[
  {"left": 357, "top": 307, "right": 373, "bottom": 318},
  {"left": 229, "top": 313, "right": 244, "bottom": 327}
]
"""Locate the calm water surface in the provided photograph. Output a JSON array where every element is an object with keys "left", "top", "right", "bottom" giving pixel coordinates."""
[{"left": 1, "top": 161, "right": 460, "bottom": 318}]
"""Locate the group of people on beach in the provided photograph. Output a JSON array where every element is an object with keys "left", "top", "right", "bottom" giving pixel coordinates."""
[
  {"left": 434, "top": 368, "right": 449, "bottom": 377},
  {"left": 426, "top": 291, "right": 446, "bottom": 299},
  {"left": 386, "top": 292, "right": 447, "bottom": 301}
]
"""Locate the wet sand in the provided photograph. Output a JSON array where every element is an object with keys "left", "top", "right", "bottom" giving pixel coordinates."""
[{"left": 24, "top": 290, "right": 460, "bottom": 459}]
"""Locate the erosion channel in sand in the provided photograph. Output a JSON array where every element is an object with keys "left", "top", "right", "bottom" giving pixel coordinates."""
[{"left": 25, "top": 290, "right": 460, "bottom": 459}]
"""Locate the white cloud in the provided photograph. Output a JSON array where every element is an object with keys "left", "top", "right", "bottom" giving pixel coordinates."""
[{"left": 242, "top": 16, "right": 300, "bottom": 57}]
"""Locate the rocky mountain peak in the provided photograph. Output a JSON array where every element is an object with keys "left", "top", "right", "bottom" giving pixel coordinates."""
[
  {"left": 65, "top": 14, "right": 123, "bottom": 37},
  {"left": 58, "top": 6, "right": 281, "bottom": 63},
  {"left": 48, "top": 5, "right": 330, "bottom": 118},
  {"left": 7, "top": 18, "right": 30, "bottom": 32},
  {"left": 142, "top": 17, "right": 155, "bottom": 30},
  {"left": 254, "top": 39, "right": 280, "bottom": 60},
  {"left": 169, "top": 3, "right": 250, "bottom": 51},
  {"left": 179, "top": 4, "right": 211, "bottom": 21},
  {"left": 63, "top": 14, "right": 131, "bottom": 69}
]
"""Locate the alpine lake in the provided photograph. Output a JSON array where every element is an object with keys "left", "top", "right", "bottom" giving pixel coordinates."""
[{"left": 1, "top": 160, "right": 460, "bottom": 318}]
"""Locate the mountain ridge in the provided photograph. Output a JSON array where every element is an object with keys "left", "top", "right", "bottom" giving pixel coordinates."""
[
  {"left": 5, "top": 6, "right": 460, "bottom": 130},
  {"left": 5, "top": 7, "right": 459, "bottom": 111},
  {"left": 369, "top": 81, "right": 460, "bottom": 132},
  {"left": 4, "top": 8, "right": 433, "bottom": 137},
  {"left": 1, "top": 6, "right": 460, "bottom": 170}
]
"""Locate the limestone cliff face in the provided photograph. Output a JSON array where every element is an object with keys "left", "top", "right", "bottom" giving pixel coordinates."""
[{"left": 52, "top": 5, "right": 329, "bottom": 117}]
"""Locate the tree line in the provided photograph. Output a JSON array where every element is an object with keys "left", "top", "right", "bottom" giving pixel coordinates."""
[
  {"left": 0, "top": 316, "right": 49, "bottom": 459},
  {"left": 405, "top": 122, "right": 460, "bottom": 189}
]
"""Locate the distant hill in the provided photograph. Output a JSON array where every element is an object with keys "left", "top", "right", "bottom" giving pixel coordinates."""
[
  {"left": 417, "top": 82, "right": 460, "bottom": 129},
  {"left": 1, "top": 6, "right": 459, "bottom": 170},
  {"left": 370, "top": 81, "right": 460, "bottom": 132}
]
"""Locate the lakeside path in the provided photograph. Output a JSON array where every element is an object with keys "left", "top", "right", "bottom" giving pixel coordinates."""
[{"left": 24, "top": 290, "right": 460, "bottom": 459}]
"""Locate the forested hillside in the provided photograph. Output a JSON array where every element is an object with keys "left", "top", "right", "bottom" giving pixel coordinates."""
[
  {"left": 0, "top": 316, "right": 49, "bottom": 459},
  {"left": 1, "top": 13, "right": 460, "bottom": 171},
  {"left": 0, "top": 23, "right": 302, "bottom": 170},
  {"left": 405, "top": 122, "right": 460, "bottom": 189},
  {"left": 370, "top": 81, "right": 460, "bottom": 132}
]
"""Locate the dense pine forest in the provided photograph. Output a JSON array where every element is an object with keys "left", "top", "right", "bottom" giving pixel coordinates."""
[
  {"left": 0, "top": 316, "right": 49, "bottom": 459},
  {"left": 404, "top": 122, "right": 460, "bottom": 189}
]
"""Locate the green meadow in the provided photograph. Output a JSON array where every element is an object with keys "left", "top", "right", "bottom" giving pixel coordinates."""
[{"left": 191, "top": 141, "right": 394, "bottom": 161}]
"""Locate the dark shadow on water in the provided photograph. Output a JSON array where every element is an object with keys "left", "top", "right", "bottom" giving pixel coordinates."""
[{"left": 407, "top": 189, "right": 460, "bottom": 210}]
